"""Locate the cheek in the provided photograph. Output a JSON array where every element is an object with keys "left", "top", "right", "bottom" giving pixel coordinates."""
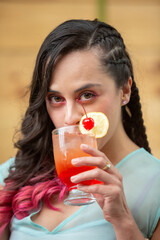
[
  {"left": 95, "top": 95, "right": 121, "bottom": 121},
  {"left": 96, "top": 96, "right": 122, "bottom": 149}
]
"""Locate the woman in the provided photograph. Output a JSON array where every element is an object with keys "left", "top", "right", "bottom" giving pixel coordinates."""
[{"left": 0, "top": 19, "right": 160, "bottom": 240}]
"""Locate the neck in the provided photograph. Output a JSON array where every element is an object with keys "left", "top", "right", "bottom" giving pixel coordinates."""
[{"left": 101, "top": 122, "right": 139, "bottom": 166}]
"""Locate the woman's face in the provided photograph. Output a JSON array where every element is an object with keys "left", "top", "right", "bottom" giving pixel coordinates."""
[{"left": 46, "top": 50, "right": 124, "bottom": 150}]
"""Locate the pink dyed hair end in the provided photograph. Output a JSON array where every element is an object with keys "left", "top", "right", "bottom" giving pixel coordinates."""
[{"left": 0, "top": 176, "right": 68, "bottom": 236}]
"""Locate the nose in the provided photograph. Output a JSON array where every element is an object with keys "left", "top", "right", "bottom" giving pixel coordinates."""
[{"left": 64, "top": 102, "right": 82, "bottom": 126}]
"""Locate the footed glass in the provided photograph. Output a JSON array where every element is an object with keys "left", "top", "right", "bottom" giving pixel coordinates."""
[{"left": 52, "top": 125, "right": 100, "bottom": 206}]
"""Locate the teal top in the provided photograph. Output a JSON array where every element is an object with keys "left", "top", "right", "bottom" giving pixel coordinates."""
[{"left": 0, "top": 148, "right": 160, "bottom": 239}]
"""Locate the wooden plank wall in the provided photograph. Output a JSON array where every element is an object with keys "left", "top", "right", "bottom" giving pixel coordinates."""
[{"left": 0, "top": 0, "right": 160, "bottom": 164}]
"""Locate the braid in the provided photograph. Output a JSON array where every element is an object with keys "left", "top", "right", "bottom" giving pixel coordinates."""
[
  {"left": 125, "top": 81, "right": 151, "bottom": 153},
  {"left": 89, "top": 23, "right": 151, "bottom": 152},
  {"left": 120, "top": 53, "right": 151, "bottom": 153},
  {"left": 88, "top": 22, "right": 125, "bottom": 51},
  {"left": 110, "top": 56, "right": 151, "bottom": 153}
]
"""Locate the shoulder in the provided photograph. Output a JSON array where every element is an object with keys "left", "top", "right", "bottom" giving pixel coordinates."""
[
  {"left": 0, "top": 157, "right": 15, "bottom": 186},
  {"left": 120, "top": 148, "right": 160, "bottom": 172},
  {"left": 138, "top": 149, "right": 160, "bottom": 176},
  {"left": 140, "top": 148, "right": 160, "bottom": 164},
  {"left": 128, "top": 148, "right": 160, "bottom": 184},
  {"left": 131, "top": 148, "right": 160, "bottom": 164},
  {"left": 119, "top": 149, "right": 160, "bottom": 238}
]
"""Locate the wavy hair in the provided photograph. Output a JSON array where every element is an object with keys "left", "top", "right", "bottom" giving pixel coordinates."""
[{"left": 0, "top": 19, "right": 151, "bottom": 233}]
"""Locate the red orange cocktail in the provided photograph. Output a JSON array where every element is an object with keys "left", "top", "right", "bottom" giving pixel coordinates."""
[{"left": 52, "top": 125, "right": 100, "bottom": 205}]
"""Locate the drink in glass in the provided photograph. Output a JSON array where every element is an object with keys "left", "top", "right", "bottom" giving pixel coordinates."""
[{"left": 52, "top": 125, "right": 100, "bottom": 205}]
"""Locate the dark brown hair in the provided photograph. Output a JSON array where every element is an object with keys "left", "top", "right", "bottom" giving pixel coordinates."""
[{"left": 7, "top": 19, "right": 151, "bottom": 189}]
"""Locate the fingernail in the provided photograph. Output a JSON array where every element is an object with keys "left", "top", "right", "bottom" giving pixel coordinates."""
[
  {"left": 70, "top": 176, "right": 77, "bottom": 182},
  {"left": 77, "top": 184, "right": 84, "bottom": 189},
  {"left": 71, "top": 158, "right": 79, "bottom": 165},
  {"left": 81, "top": 144, "right": 88, "bottom": 150}
]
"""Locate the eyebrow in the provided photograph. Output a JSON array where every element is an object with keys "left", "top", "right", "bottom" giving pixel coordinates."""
[
  {"left": 48, "top": 89, "right": 61, "bottom": 94},
  {"left": 74, "top": 83, "right": 102, "bottom": 93},
  {"left": 48, "top": 83, "right": 102, "bottom": 94}
]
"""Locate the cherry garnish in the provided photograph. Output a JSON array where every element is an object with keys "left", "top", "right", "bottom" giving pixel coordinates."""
[
  {"left": 82, "top": 117, "right": 94, "bottom": 130},
  {"left": 76, "top": 99, "right": 94, "bottom": 130}
]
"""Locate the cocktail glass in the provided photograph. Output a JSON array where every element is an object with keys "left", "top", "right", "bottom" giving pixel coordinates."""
[{"left": 52, "top": 125, "right": 100, "bottom": 206}]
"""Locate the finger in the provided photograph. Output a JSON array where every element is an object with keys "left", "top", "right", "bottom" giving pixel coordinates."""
[
  {"left": 80, "top": 144, "right": 113, "bottom": 173},
  {"left": 77, "top": 183, "right": 118, "bottom": 197},
  {"left": 92, "top": 193, "right": 105, "bottom": 209},
  {"left": 75, "top": 144, "right": 122, "bottom": 179},
  {"left": 71, "top": 156, "right": 110, "bottom": 170},
  {"left": 80, "top": 144, "right": 106, "bottom": 158},
  {"left": 70, "top": 167, "right": 120, "bottom": 185},
  {"left": 79, "top": 144, "right": 113, "bottom": 172}
]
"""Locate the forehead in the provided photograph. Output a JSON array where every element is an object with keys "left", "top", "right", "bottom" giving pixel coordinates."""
[{"left": 49, "top": 50, "right": 114, "bottom": 91}]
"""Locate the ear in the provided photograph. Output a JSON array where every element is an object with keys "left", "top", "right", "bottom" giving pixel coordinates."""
[{"left": 121, "top": 77, "right": 132, "bottom": 106}]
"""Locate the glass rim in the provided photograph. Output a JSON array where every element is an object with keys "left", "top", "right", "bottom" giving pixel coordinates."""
[
  {"left": 52, "top": 124, "right": 95, "bottom": 137},
  {"left": 52, "top": 125, "right": 78, "bottom": 134}
]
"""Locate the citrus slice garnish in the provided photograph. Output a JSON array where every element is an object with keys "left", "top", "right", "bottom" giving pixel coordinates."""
[{"left": 79, "top": 112, "right": 109, "bottom": 138}]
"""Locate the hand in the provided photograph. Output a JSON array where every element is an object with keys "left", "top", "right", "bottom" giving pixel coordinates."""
[{"left": 71, "top": 144, "right": 132, "bottom": 225}]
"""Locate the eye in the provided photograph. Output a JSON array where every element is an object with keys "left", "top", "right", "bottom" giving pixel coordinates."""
[
  {"left": 78, "top": 91, "right": 97, "bottom": 102},
  {"left": 47, "top": 94, "right": 65, "bottom": 106}
]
